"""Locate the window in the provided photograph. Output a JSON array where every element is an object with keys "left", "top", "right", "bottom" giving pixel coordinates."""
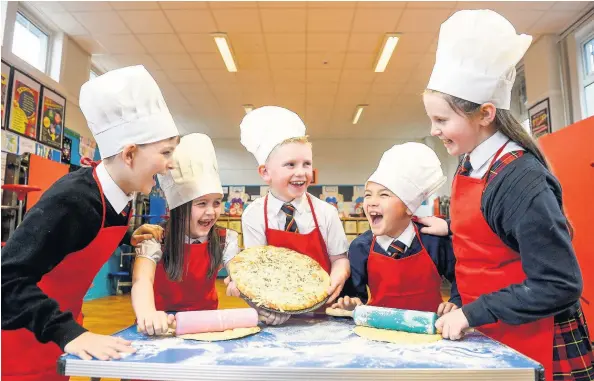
[
  {"left": 582, "top": 36, "right": 594, "bottom": 117},
  {"left": 510, "top": 66, "right": 530, "bottom": 134},
  {"left": 11, "top": 12, "right": 49, "bottom": 73}
]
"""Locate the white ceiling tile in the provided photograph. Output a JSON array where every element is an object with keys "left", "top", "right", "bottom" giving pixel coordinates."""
[
  {"left": 307, "top": 53, "right": 345, "bottom": 69},
  {"left": 72, "top": 11, "right": 130, "bottom": 34},
  {"left": 348, "top": 34, "right": 383, "bottom": 53},
  {"left": 118, "top": 10, "right": 173, "bottom": 34},
  {"left": 159, "top": 2, "right": 209, "bottom": 9},
  {"left": 200, "top": 69, "right": 238, "bottom": 84},
  {"left": 191, "top": 53, "right": 228, "bottom": 70},
  {"left": 395, "top": 33, "right": 435, "bottom": 54},
  {"left": 365, "top": 94, "right": 397, "bottom": 108},
  {"left": 47, "top": 13, "right": 88, "bottom": 35},
  {"left": 236, "top": 53, "right": 270, "bottom": 70},
  {"left": 357, "top": 1, "right": 407, "bottom": 8},
  {"left": 166, "top": 69, "right": 204, "bottom": 83},
  {"left": 30, "top": 1, "right": 68, "bottom": 13},
  {"left": 137, "top": 34, "right": 186, "bottom": 54},
  {"left": 494, "top": 9, "right": 545, "bottom": 33},
  {"left": 307, "top": 1, "right": 357, "bottom": 8},
  {"left": 153, "top": 53, "right": 195, "bottom": 70},
  {"left": 378, "top": 65, "right": 415, "bottom": 84},
  {"left": 110, "top": 54, "right": 161, "bottom": 71},
  {"left": 352, "top": 9, "right": 402, "bottom": 33},
  {"left": 72, "top": 36, "right": 108, "bottom": 54},
  {"left": 306, "top": 105, "right": 334, "bottom": 122},
  {"left": 551, "top": 2, "right": 590, "bottom": 11},
  {"left": 396, "top": 9, "right": 452, "bottom": 33},
  {"left": 164, "top": 10, "right": 217, "bottom": 33},
  {"left": 258, "top": 1, "right": 307, "bottom": 8},
  {"left": 272, "top": 69, "right": 306, "bottom": 83},
  {"left": 340, "top": 70, "right": 377, "bottom": 84},
  {"left": 308, "top": 9, "right": 355, "bottom": 32},
  {"left": 411, "top": 65, "right": 434, "bottom": 83},
  {"left": 269, "top": 53, "right": 306, "bottom": 69},
  {"left": 275, "top": 83, "right": 306, "bottom": 96},
  {"left": 177, "top": 83, "right": 213, "bottom": 99},
  {"left": 343, "top": 53, "right": 375, "bottom": 70},
  {"left": 146, "top": 70, "right": 171, "bottom": 86},
  {"left": 236, "top": 70, "right": 271, "bottom": 84},
  {"left": 307, "top": 69, "right": 341, "bottom": 83},
  {"left": 307, "top": 83, "right": 339, "bottom": 97},
  {"left": 61, "top": 1, "right": 113, "bottom": 12},
  {"left": 493, "top": 1, "right": 555, "bottom": 11},
  {"left": 94, "top": 34, "right": 146, "bottom": 54},
  {"left": 529, "top": 10, "right": 580, "bottom": 34},
  {"left": 402, "top": 81, "right": 427, "bottom": 95},
  {"left": 110, "top": 1, "right": 160, "bottom": 10},
  {"left": 179, "top": 34, "right": 218, "bottom": 53},
  {"left": 209, "top": 1, "right": 258, "bottom": 8},
  {"left": 307, "top": 33, "right": 349, "bottom": 52},
  {"left": 260, "top": 9, "right": 306, "bottom": 33},
  {"left": 406, "top": 1, "right": 456, "bottom": 9},
  {"left": 265, "top": 34, "right": 306, "bottom": 53},
  {"left": 212, "top": 9, "right": 262, "bottom": 33},
  {"left": 228, "top": 33, "right": 266, "bottom": 53}
]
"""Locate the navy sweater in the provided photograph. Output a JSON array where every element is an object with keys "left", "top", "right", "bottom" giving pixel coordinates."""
[
  {"left": 343, "top": 222, "right": 461, "bottom": 307},
  {"left": 1, "top": 167, "right": 132, "bottom": 349}
]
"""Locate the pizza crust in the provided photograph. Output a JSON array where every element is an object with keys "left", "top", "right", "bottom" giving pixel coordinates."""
[
  {"left": 354, "top": 326, "right": 443, "bottom": 345},
  {"left": 228, "top": 245, "right": 330, "bottom": 312},
  {"left": 177, "top": 327, "right": 261, "bottom": 342}
]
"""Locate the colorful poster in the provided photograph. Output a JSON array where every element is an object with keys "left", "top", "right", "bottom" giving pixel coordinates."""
[
  {"left": 62, "top": 136, "right": 72, "bottom": 164},
  {"left": 2, "top": 131, "right": 19, "bottom": 153},
  {"left": 35, "top": 142, "right": 53, "bottom": 159},
  {"left": 8, "top": 70, "right": 41, "bottom": 139},
  {"left": 38, "top": 88, "right": 65, "bottom": 149},
  {"left": 528, "top": 98, "right": 551, "bottom": 139},
  {"left": 79, "top": 136, "right": 97, "bottom": 159},
  {"left": 1, "top": 61, "right": 11, "bottom": 128}
]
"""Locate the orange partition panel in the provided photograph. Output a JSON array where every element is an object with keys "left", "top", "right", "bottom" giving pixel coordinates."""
[
  {"left": 540, "top": 117, "right": 594, "bottom": 338},
  {"left": 27, "top": 154, "right": 69, "bottom": 209}
]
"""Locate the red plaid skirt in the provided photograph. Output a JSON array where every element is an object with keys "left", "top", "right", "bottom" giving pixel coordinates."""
[{"left": 553, "top": 305, "right": 594, "bottom": 380}]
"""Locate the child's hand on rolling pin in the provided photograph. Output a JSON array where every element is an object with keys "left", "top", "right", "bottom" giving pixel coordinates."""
[
  {"left": 137, "top": 310, "right": 175, "bottom": 336},
  {"left": 435, "top": 308, "right": 469, "bottom": 341},
  {"left": 437, "top": 302, "right": 459, "bottom": 317},
  {"left": 64, "top": 332, "right": 136, "bottom": 361},
  {"left": 331, "top": 296, "right": 362, "bottom": 311},
  {"left": 224, "top": 276, "right": 241, "bottom": 297},
  {"left": 257, "top": 308, "right": 290, "bottom": 326},
  {"left": 131, "top": 224, "right": 164, "bottom": 246},
  {"left": 416, "top": 216, "right": 449, "bottom": 236}
]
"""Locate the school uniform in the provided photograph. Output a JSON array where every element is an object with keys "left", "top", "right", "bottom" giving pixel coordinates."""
[
  {"left": 451, "top": 131, "right": 593, "bottom": 381},
  {"left": 137, "top": 229, "right": 240, "bottom": 312},
  {"left": 240, "top": 106, "right": 348, "bottom": 270},
  {"left": 345, "top": 221, "right": 461, "bottom": 311},
  {"left": 0, "top": 65, "right": 178, "bottom": 381},
  {"left": 242, "top": 192, "right": 349, "bottom": 272}
]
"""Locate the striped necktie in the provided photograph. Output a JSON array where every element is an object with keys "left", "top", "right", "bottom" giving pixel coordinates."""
[
  {"left": 281, "top": 203, "right": 299, "bottom": 233},
  {"left": 459, "top": 155, "right": 473, "bottom": 176},
  {"left": 387, "top": 239, "right": 407, "bottom": 259}
]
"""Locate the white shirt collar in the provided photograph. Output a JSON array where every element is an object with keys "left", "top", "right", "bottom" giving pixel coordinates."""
[
  {"left": 375, "top": 221, "right": 415, "bottom": 252},
  {"left": 467, "top": 131, "right": 510, "bottom": 172},
  {"left": 185, "top": 235, "right": 207, "bottom": 244},
  {"left": 267, "top": 191, "right": 307, "bottom": 215},
  {"left": 95, "top": 162, "right": 133, "bottom": 214}
]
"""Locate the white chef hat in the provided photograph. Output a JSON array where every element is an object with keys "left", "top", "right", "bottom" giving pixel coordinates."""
[
  {"left": 240, "top": 106, "right": 306, "bottom": 165},
  {"left": 367, "top": 143, "right": 446, "bottom": 213},
  {"left": 427, "top": 9, "right": 532, "bottom": 110},
  {"left": 79, "top": 65, "right": 179, "bottom": 159},
  {"left": 157, "top": 133, "right": 223, "bottom": 210}
]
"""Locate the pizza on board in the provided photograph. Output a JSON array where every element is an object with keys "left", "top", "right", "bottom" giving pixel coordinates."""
[{"left": 228, "top": 245, "right": 331, "bottom": 312}]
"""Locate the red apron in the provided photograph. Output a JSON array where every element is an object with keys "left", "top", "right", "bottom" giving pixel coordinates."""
[
  {"left": 264, "top": 194, "right": 331, "bottom": 273},
  {"left": 450, "top": 142, "right": 554, "bottom": 380},
  {"left": 1, "top": 169, "right": 131, "bottom": 381},
  {"left": 153, "top": 230, "right": 226, "bottom": 312},
  {"left": 367, "top": 224, "right": 443, "bottom": 311}
]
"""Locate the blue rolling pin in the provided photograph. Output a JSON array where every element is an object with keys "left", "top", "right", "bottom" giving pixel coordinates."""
[{"left": 326, "top": 305, "right": 438, "bottom": 335}]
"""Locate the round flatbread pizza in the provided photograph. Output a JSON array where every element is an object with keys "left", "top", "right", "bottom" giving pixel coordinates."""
[{"left": 228, "top": 245, "right": 331, "bottom": 312}]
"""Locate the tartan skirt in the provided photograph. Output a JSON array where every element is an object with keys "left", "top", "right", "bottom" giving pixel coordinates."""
[{"left": 553, "top": 304, "right": 594, "bottom": 380}]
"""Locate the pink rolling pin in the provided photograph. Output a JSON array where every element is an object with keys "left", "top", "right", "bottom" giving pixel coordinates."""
[{"left": 175, "top": 308, "right": 259, "bottom": 335}]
